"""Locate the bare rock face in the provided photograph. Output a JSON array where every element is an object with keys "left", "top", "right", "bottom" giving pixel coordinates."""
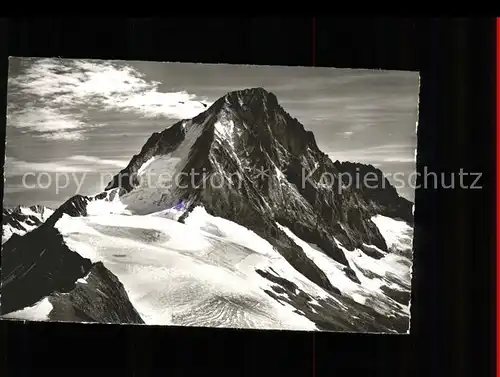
[
  {"left": 1, "top": 224, "right": 93, "bottom": 314},
  {"left": 48, "top": 262, "right": 144, "bottom": 324}
]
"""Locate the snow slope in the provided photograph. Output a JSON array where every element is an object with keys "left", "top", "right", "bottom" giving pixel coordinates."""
[
  {"left": 117, "top": 122, "right": 206, "bottom": 215},
  {"left": 47, "top": 205, "right": 413, "bottom": 331},
  {"left": 54, "top": 208, "right": 319, "bottom": 330}
]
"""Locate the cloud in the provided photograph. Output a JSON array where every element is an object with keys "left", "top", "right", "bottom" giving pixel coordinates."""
[
  {"left": 328, "top": 143, "right": 416, "bottom": 164},
  {"left": 342, "top": 131, "right": 354, "bottom": 137},
  {"left": 4, "top": 157, "right": 89, "bottom": 177},
  {"left": 4, "top": 155, "right": 129, "bottom": 178},
  {"left": 382, "top": 157, "right": 417, "bottom": 163},
  {"left": 7, "top": 108, "right": 89, "bottom": 140},
  {"left": 7, "top": 58, "right": 213, "bottom": 140},
  {"left": 345, "top": 104, "right": 384, "bottom": 111},
  {"left": 67, "top": 155, "right": 128, "bottom": 168}
]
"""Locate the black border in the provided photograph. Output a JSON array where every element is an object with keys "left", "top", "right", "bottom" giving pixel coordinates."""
[{"left": 0, "top": 18, "right": 495, "bottom": 377}]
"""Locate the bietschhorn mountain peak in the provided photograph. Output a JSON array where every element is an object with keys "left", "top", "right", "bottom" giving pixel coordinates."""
[
  {"left": 223, "top": 87, "right": 278, "bottom": 104},
  {"left": 203, "top": 87, "right": 282, "bottom": 120}
]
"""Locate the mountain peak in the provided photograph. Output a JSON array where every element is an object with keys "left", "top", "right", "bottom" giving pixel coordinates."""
[
  {"left": 220, "top": 87, "right": 279, "bottom": 111},
  {"left": 227, "top": 87, "right": 273, "bottom": 99},
  {"left": 2, "top": 204, "right": 55, "bottom": 244}
]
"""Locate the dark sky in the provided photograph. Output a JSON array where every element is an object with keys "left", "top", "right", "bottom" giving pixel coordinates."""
[{"left": 4, "top": 58, "right": 420, "bottom": 208}]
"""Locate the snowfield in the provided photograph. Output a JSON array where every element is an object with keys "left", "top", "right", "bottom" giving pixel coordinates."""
[
  {"left": 47, "top": 206, "right": 413, "bottom": 330},
  {"left": 54, "top": 208, "right": 319, "bottom": 330}
]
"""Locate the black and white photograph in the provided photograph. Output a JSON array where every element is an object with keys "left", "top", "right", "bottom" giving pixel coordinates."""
[{"left": 1, "top": 57, "right": 420, "bottom": 333}]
